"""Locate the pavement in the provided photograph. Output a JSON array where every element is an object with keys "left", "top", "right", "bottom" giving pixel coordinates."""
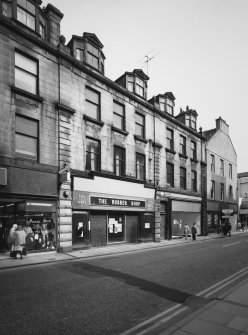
[{"left": 1, "top": 230, "right": 248, "bottom": 335}]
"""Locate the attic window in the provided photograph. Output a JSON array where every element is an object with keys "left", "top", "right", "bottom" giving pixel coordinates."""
[
  {"left": 186, "top": 113, "right": 196, "bottom": 130},
  {"left": 86, "top": 43, "right": 99, "bottom": 69},
  {"left": 159, "top": 97, "right": 166, "bottom": 111},
  {"left": 166, "top": 99, "right": 173, "bottom": 115}
]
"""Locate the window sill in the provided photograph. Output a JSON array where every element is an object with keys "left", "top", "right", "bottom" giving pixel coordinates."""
[
  {"left": 190, "top": 158, "right": 199, "bottom": 164},
  {"left": 166, "top": 148, "right": 176, "bottom": 155},
  {"left": 134, "top": 135, "right": 148, "bottom": 144},
  {"left": 179, "top": 153, "right": 188, "bottom": 159},
  {"left": 83, "top": 115, "right": 104, "bottom": 127},
  {"left": 111, "top": 126, "right": 129, "bottom": 136},
  {"left": 11, "top": 86, "right": 43, "bottom": 103}
]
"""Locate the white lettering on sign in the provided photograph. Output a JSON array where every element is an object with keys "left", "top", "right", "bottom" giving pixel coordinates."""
[
  {"left": 99, "top": 198, "right": 107, "bottom": 205},
  {"left": 131, "top": 201, "right": 140, "bottom": 207},
  {"left": 111, "top": 199, "right": 127, "bottom": 206}
]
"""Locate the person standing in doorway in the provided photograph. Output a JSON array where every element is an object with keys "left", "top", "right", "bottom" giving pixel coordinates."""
[
  {"left": 191, "top": 223, "right": 197, "bottom": 241},
  {"left": 184, "top": 224, "right": 190, "bottom": 239}
]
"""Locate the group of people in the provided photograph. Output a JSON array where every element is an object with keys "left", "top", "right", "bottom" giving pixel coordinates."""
[
  {"left": 7, "top": 219, "right": 56, "bottom": 259},
  {"left": 183, "top": 223, "right": 197, "bottom": 240},
  {"left": 221, "top": 223, "right": 232, "bottom": 237},
  {"left": 8, "top": 224, "right": 26, "bottom": 259}
]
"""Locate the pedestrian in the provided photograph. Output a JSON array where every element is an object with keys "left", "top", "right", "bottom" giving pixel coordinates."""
[
  {"left": 228, "top": 223, "right": 232, "bottom": 237},
  {"left": 184, "top": 224, "right": 190, "bottom": 239},
  {"left": 191, "top": 223, "right": 197, "bottom": 241},
  {"left": 13, "top": 225, "right": 26, "bottom": 260},
  {"left": 8, "top": 224, "right": 17, "bottom": 257}
]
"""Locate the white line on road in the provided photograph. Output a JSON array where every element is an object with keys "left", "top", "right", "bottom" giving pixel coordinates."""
[
  {"left": 119, "top": 304, "right": 185, "bottom": 335},
  {"left": 222, "top": 242, "right": 240, "bottom": 248},
  {"left": 197, "top": 266, "right": 248, "bottom": 297}
]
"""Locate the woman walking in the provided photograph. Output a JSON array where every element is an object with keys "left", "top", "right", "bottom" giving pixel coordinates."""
[{"left": 13, "top": 225, "right": 26, "bottom": 260}]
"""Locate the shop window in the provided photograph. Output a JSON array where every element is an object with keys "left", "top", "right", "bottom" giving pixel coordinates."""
[
  {"left": 135, "top": 112, "right": 145, "bottom": 138},
  {"left": 191, "top": 170, "right": 197, "bottom": 192},
  {"left": 180, "top": 135, "right": 186, "bottom": 156},
  {"left": 180, "top": 166, "right": 186, "bottom": 190},
  {"left": 211, "top": 180, "right": 215, "bottom": 199},
  {"left": 17, "top": 0, "right": 36, "bottom": 31},
  {"left": 108, "top": 214, "right": 125, "bottom": 243},
  {"left": 15, "top": 115, "right": 38, "bottom": 160},
  {"left": 113, "top": 101, "right": 125, "bottom": 130},
  {"left": 15, "top": 51, "right": 38, "bottom": 95},
  {"left": 86, "top": 137, "right": 100, "bottom": 171},
  {"left": 2, "top": 0, "right": 12, "bottom": 17},
  {"left": 136, "top": 153, "right": 145, "bottom": 180},
  {"left": 114, "top": 146, "right": 125, "bottom": 177},
  {"left": 166, "top": 162, "right": 174, "bottom": 187},
  {"left": 85, "top": 87, "right": 100, "bottom": 120},
  {"left": 211, "top": 154, "right": 215, "bottom": 172},
  {"left": 166, "top": 128, "right": 174, "bottom": 151},
  {"left": 191, "top": 141, "right": 197, "bottom": 160}
]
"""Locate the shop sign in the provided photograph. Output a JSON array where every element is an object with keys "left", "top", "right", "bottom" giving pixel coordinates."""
[
  {"left": 90, "top": 196, "right": 145, "bottom": 208},
  {"left": 222, "top": 209, "right": 233, "bottom": 218}
]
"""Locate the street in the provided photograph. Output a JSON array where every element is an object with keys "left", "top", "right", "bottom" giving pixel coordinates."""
[{"left": 1, "top": 233, "right": 248, "bottom": 335}]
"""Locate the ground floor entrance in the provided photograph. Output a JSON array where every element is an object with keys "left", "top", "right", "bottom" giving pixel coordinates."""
[{"left": 0, "top": 198, "right": 57, "bottom": 253}]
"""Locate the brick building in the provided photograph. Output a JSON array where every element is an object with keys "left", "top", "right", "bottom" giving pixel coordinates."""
[
  {"left": 0, "top": 0, "right": 237, "bottom": 254},
  {"left": 203, "top": 118, "right": 238, "bottom": 233}
]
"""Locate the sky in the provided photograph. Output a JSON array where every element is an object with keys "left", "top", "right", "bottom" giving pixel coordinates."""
[{"left": 42, "top": 0, "right": 248, "bottom": 173}]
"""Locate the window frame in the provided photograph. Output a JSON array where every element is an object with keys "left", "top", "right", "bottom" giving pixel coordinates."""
[
  {"left": 85, "top": 86, "right": 101, "bottom": 121},
  {"left": 166, "top": 162, "right": 174, "bottom": 187},
  {"left": 114, "top": 146, "right": 125, "bottom": 177},
  {"left": 166, "top": 128, "right": 174, "bottom": 151},
  {"left": 211, "top": 154, "right": 215, "bottom": 172},
  {"left": 136, "top": 152, "right": 146, "bottom": 181},
  {"left": 229, "top": 163, "right": 232, "bottom": 179},
  {"left": 135, "top": 77, "right": 145, "bottom": 98},
  {"left": 191, "top": 170, "right": 197, "bottom": 192},
  {"left": 15, "top": 50, "right": 39, "bottom": 96},
  {"left": 135, "top": 112, "right": 145, "bottom": 139},
  {"left": 220, "top": 183, "right": 224, "bottom": 201},
  {"left": 85, "top": 137, "right": 101, "bottom": 172},
  {"left": 190, "top": 140, "right": 197, "bottom": 161},
  {"left": 17, "top": 0, "right": 36, "bottom": 31},
  {"left": 180, "top": 166, "right": 187, "bottom": 190},
  {"left": 166, "top": 98, "right": 173, "bottom": 115},
  {"left": 179, "top": 135, "right": 186, "bottom": 156},
  {"left": 15, "top": 114, "right": 39, "bottom": 161},
  {"left": 211, "top": 180, "right": 215, "bottom": 199},
  {"left": 113, "top": 101, "right": 125, "bottom": 131},
  {"left": 86, "top": 43, "right": 99, "bottom": 70},
  {"left": 220, "top": 159, "right": 224, "bottom": 176}
]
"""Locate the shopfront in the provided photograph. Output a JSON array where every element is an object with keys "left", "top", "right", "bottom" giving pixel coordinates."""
[
  {"left": 72, "top": 176, "right": 155, "bottom": 249},
  {"left": 0, "top": 199, "right": 57, "bottom": 253},
  {"left": 158, "top": 191, "right": 202, "bottom": 238}
]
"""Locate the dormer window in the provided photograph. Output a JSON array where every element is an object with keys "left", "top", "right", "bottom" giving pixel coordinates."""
[
  {"left": 127, "top": 76, "right": 134, "bottom": 92},
  {"left": 136, "top": 77, "right": 145, "bottom": 97},
  {"left": 86, "top": 43, "right": 99, "bottom": 69},
  {"left": 76, "top": 48, "right": 84, "bottom": 62},
  {"left": 17, "top": 0, "right": 36, "bottom": 31},
  {"left": 2, "top": 0, "right": 12, "bottom": 17},
  {"left": 68, "top": 33, "right": 105, "bottom": 75},
  {"left": 159, "top": 97, "right": 166, "bottom": 111},
  {"left": 39, "top": 14, "right": 45, "bottom": 38},
  {"left": 166, "top": 99, "right": 173, "bottom": 115}
]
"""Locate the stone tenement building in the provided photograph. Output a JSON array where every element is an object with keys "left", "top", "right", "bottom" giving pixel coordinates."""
[
  {"left": 0, "top": 0, "right": 237, "bottom": 253},
  {"left": 203, "top": 118, "right": 238, "bottom": 233}
]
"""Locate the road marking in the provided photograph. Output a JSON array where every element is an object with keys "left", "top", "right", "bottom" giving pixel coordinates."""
[
  {"left": 121, "top": 266, "right": 248, "bottom": 335},
  {"left": 119, "top": 304, "right": 186, "bottom": 335},
  {"left": 222, "top": 242, "right": 240, "bottom": 248},
  {"left": 197, "top": 266, "right": 248, "bottom": 297}
]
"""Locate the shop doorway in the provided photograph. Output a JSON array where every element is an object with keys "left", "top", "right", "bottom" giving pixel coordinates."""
[{"left": 72, "top": 212, "right": 90, "bottom": 248}]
